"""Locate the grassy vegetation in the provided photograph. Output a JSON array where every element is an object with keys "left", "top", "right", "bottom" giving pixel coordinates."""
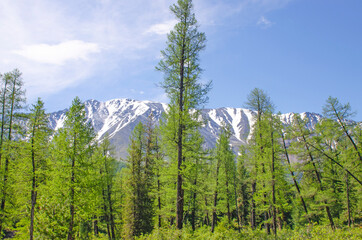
[{"left": 136, "top": 223, "right": 362, "bottom": 240}]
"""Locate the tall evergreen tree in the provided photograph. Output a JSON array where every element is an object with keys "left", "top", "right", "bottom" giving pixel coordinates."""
[
  {"left": 244, "top": 88, "right": 273, "bottom": 230},
  {"left": 27, "top": 99, "right": 51, "bottom": 240},
  {"left": 156, "top": 0, "right": 211, "bottom": 229},
  {"left": 182, "top": 129, "right": 208, "bottom": 231},
  {"left": 0, "top": 69, "right": 26, "bottom": 235},
  {"left": 8, "top": 98, "right": 51, "bottom": 239},
  {"left": 211, "top": 125, "right": 236, "bottom": 232},
  {"left": 123, "top": 122, "right": 155, "bottom": 238},
  {"left": 280, "top": 123, "right": 310, "bottom": 225},
  {"left": 323, "top": 97, "right": 361, "bottom": 162},
  {"left": 50, "top": 97, "right": 95, "bottom": 239},
  {"left": 94, "top": 136, "right": 118, "bottom": 239},
  {"left": 236, "top": 146, "right": 251, "bottom": 228},
  {"left": 289, "top": 115, "right": 335, "bottom": 228}
]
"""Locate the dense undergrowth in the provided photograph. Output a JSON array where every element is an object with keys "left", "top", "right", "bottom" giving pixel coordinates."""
[{"left": 136, "top": 224, "right": 362, "bottom": 240}]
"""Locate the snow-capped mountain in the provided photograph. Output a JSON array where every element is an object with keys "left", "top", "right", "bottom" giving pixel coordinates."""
[{"left": 48, "top": 98, "right": 322, "bottom": 159}]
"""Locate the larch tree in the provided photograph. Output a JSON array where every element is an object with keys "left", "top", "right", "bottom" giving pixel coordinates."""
[
  {"left": 0, "top": 69, "right": 26, "bottom": 235},
  {"left": 94, "top": 136, "right": 118, "bottom": 239},
  {"left": 236, "top": 146, "right": 251, "bottom": 228},
  {"left": 123, "top": 122, "right": 155, "bottom": 238},
  {"left": 244, "top": 88, "right": 273, "bottom": 230},
  {"left": 323, "top": 97, "right": 361, "bottom": 162},
  {"left": 211, "top": 125, "right": 236, "bottom": 232},
  {"left": 280, "top": 122, "right": 311, "bottom": 225},
  {"left": 51, "top": 97, "right": 95, "bottom": 240},
  {"left": 289, "top": 115, "right": 335, "bottom": 228},
  {"left": 156, "top": 0, "right": 211, "bottom": 229},
  {"left": 27, "top": 98, "right": 51, "bottom": 240}
]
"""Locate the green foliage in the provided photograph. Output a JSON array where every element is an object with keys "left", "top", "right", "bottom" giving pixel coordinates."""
[
  {"left": 213, "top": 126, "right": 236, "bottom": 222},
  {"left": 157, "top": 0, "right": 211, "bottom": 229},
  {"left": 1, "top": 65, "right": 361, "bottom": 239},
  {"left": 123, "top": 122, "right": 157, "bottom": 238},
  {"left": 37, "top": 97, "right": 96, "bottom": 239},
  {"left": 10, "top": 98, "right": 51, "bottom": 239},
  {"left": 0, "top": 68, "right": 27, "bottom": 236},
  {"left": 137, "top": 224, "right": 362, "bottom": 240}
]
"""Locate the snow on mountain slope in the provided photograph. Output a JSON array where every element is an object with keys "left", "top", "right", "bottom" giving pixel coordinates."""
[{"left": 48, "top": 98, "right": 321, "bottom": 159}]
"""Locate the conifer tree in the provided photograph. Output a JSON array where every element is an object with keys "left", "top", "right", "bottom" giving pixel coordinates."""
[
  {"left": 49, "top": 97, "right": 95, "bottom": 239},
  {"left": 123, "top": 122, "right": 155, "bottom": 238},
  {"left": 94, "top": 136, "right": 118, "bottom": 239},
  {"left": 211, "top": 125, "right": 236, "bottom": 232},
  {"left": 182, "top": 129, "right": 208, "bottom": 231},
  {"left": 0, "top": 69, "right": 26, "bottom": 235},
  {"left": 244, "top": 88, "right": 273, "bottom": 230},
  {"left": 289, "top": 115, "right": 335, "bottom": 228},
  {"left": 312, "top": 112, "right": 361, "bottom": 227},
  {"left": 27, "top": 99, "right": 51, "bottom": 240},
  {"left": 7, "top": 98, "right": 51, "bottom": 239},
  {"left": 156, "top": 0, "right": 211, "bottom": 229},
  {"left": 280, "top": 123, "right": 310, "bottom": 224},
  {"left": 323, "top": 97, "right": 361, "bottom": 162},
  {"left": 0, "top": 72, "right": 8, "bottom": 169},
  {"left": 153, "top": 127, "right": 164, "bottom": 229},
  {"left": 236, "top": 146, "right": 251, "bottom": 227}
]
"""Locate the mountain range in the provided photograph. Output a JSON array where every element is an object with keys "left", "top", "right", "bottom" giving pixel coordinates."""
[{"left": 48, "top": 98, "right": 322, "bottom": 159}]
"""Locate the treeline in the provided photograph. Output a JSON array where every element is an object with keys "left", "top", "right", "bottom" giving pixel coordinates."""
[
  {"left": 0, "top": 69, "right": 125, "bottom": 239},
  {"left": 0, "top": 0, "right": 361, "bottom": 239},
  {"left": 0, "top": 69, "right": 360, "bottom": 240}
]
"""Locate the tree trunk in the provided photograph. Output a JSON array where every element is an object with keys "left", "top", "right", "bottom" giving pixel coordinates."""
[
  {"left": 104, "top": 155, "right": 115, "bottom": 239},
  {"left": 251, "top": 181, "right": 256, "bottom": 229},
  {"left": 271, "top": 131, "right": 277, "bottom": 236},
  {"left": 176, "top": 35, "right": 186, "bottom": 230},
  {"left": 67, "top": 137, "right": 76, "bottom": 240},
  {"left": 29, "top": 136, "right": 37, "bottom": 240},
  {"left": 262, "top": 162, "right": 270, "bottom": 234},
  {"left": 93, "top": 217, "right": 98, "bottom": 236},
  {"left": 102, "top": 191, "right": 111, "bottom": 240},
  {"left": 346, "top": 172, "right": 351, "bottom": 227},
  {"left": 67, "top": 169, "right": 75, "bottom": 240},
  {"left": 158, "top": 179, "right": 162, "bottom": 228},
  {"left": 225, "top": 173, "right": 231, "bottom": 223},
  {"left": 204, "top": 196, "right": 210, "bottom": 226},
  {"left": 0, "top": 82, "right": 16, "bottom": 234},
  {"left": 233, "top": 171, "right": 241, "bottom": 232},
  {"left": 107, "top": 186, "right": 115, "bottom": 239},
  {"left": 191, "top": 178, "right": 197, "bottom": 231},
  {"left": 281, "top": 133, "right": 310, "bottom": 224},
  {"left": 0, "top": 77, "right": 9, "bottom": 168},
  {"left": 242, "top": 184, "right": 248, "bottom": 227},
  {"left": 211, "top": 158, "right": 220, "bottom": 233}
]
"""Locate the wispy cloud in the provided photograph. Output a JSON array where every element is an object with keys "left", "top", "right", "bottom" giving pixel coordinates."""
[
  {"left": 14, "top": 40, "right": 100, "bottom": 65},
  {"left": 0, "top": 0, "right": 294, "bottom": 105},
  {"left": 257, "top": 16, "right": 274, "bottom": 28},
  {"left": 145, "top": 20, "right": 178, "bottom": 35}
]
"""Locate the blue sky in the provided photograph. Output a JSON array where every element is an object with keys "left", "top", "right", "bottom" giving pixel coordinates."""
[{"left": 1, "top": 0, "right": 361, "bottom": 120}]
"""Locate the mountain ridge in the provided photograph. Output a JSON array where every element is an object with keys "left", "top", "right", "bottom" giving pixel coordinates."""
[{"left": 48, "top": 98, "right": 322, "bottom": 159}]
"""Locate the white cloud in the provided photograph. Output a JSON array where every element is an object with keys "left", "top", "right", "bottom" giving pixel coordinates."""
[
  {"left": 257, "top": 16, "right": 274, "bottom": 28},
  {"left": 14, "top": 40, "right": 100, "bottom": 65},
  {"left": 0, "top": 0, "right": 293, "bottom": 104},
  {"left": 145, "top": 20, "right": 178, "bottom": 35}
]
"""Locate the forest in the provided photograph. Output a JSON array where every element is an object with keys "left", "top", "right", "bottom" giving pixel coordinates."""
[{"left": 0, "top": 0, "right": 361, "bottom": 239}]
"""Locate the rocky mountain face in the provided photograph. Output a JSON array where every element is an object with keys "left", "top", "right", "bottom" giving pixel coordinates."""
[{"left": 48, "top": 98, "right": 322, "bottom": 159}]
